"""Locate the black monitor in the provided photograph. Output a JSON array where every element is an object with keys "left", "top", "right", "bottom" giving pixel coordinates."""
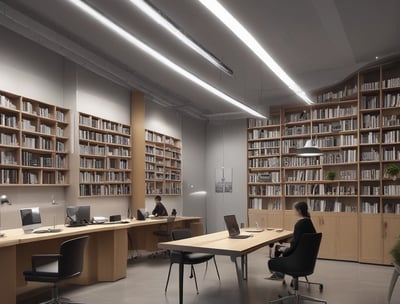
[
  {"left": 66, "top": 205, "right": 91, "bottom": 226},
  {"left": 20, "top": 207, "right": 42, "bottom": 232},
  {"left": 137, "top": 208, "right": 147, "bottom": 220}
]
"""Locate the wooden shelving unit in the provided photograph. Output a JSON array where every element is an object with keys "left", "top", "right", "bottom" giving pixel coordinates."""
[
  {"left": 247, "top": 58, "right": 400, "bottom": 265},
  {"left": 144, "top": 129, "right": 181, "bottom": 196},
  {"left": 0, "top": 90, "right": 69, "bottom": 186},
  {"left": 78, "top": 112, "right": 131, "bottom": 197}
]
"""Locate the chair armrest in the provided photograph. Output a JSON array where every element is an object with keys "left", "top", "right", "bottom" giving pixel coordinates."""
[{"left": 32, "top": 254, "right": 62, "bottom": 272}]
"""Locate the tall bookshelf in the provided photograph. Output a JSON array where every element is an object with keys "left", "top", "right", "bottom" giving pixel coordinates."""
[
  {"left": 78, "top": 112, "right": 131, "bottom": 197},
  {"left": 0, "top": 90, "right": 69, "bottom": 186},
  {"left": 145, "top": 129, "right": 181, "bottom": 196},
  {"left": 247, "top": 57, "right": 400, "bottom": 265}
]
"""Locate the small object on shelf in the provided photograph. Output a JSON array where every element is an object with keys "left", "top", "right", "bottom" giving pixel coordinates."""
[
  {"left": 385, "top": 164, "right": 400, "bottom": 181},
  {"left": 325, "top": 171, "right": 336, "bottom": 181}
]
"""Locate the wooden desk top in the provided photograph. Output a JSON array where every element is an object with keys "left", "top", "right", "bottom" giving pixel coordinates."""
[
  {"left": 158, "top": 228, "right": 292, "bottom": 257},
  {"left": 0, "top": 216, "right": 200, "bottom": 247}
]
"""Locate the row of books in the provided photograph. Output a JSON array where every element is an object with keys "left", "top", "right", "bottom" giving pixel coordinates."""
[
  {"left": 316, "top": 84, "right": 357, "bottom": 103},
  {"left": 248, "top": 140, "right": 280, "bottom": 149},
  {"left": 248, "top": 129, "right": 280, "bottom": 140},
  {"left": 0, "top": 95, "right": 17, "bottom": 109},
  {"left": 383, "top": 185, "right": 400, "bottom": 196},
  {"left": 382, "top": 147, "right": 400, "bottom": 161},
  {"left": 22, "top": 152, "right": 53, "bottom": 167},
  {"left": 79, "top": 144, "right": 105, "bottom": 156},
  {"left": 361, "top": 95, "right": 379, "bottom": 109},
  {"left": 80, "top": 184, "right": 131, "bottom": 196},
  {"left": 312, "top": 119, "right": 357, "bottom": 133},
  {"left": 323, "top": 150, "right": 357, "bottom": 164},
  {"left": 248, "top": 185, "right": 281, "bottom": 196},
  {"left": 382, "top": 114, "right": 400, "bottom": 127},
  {"left": 248, "top": 118, "right": 280, "bottom": 128},
  {"left": 361, "top": 185, "right": 380, "bottom": 196},
  {"left": 0, "top": 114, "right": 17, "bottom": 128},
  {"left": 79, "top": 130, "right": 130, "bottom": 145},
  {"left": 312, "top": 105, "right": 357, "bottom": 119},
  {"left": 0, "top": 169, "right": 18, "bottom": 184},
  {"left": 360, "top": 132, "right": 380, "bottom": 144},
  {"left": 360, "top": 169, "right": 380, "bottom": 180},
  {"left": 361, "top": 81, "right": 379, "bottom": 91},
  {"left": 383, "top": 130, "right": 400, "bottom": 143},
  {"left": 248, "top": 157, "right": 280, "bottom": 168},
  {"left": 284, "top": 124, "right": 310, "bottom": 136},
  {"left": 0, "top": 133, "right": 18, "bottom": 145},
  {"left": 361, "top": 114, "right": 380, "bottom": 128}
]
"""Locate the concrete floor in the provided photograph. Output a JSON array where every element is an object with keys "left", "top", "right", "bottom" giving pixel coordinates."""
[{"left": 17, "top": 249, "right": 400, "bottom": 304}]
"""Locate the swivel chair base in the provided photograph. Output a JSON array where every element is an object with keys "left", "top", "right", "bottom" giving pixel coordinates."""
[{"left": 270, "top": 292, "right": 327, "bottom": 304}]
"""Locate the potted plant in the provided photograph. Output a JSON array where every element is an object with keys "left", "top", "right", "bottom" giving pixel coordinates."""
[
  {"left": 325, "top": 171, "right": 336, "bottom": 181},
  {"left": 390, "top": 236, "right": 400, "bottom": 266},
  {"left": 385, "top": 164, "right": 400, "bottom": 180}
]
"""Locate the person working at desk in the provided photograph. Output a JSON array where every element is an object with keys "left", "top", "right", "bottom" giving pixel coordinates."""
[
  {"left": 267, "top": 201, "right": 316, "bottom": 280},
  {"left": 152, "top": 195, "right": 168, "bottom": 217}
]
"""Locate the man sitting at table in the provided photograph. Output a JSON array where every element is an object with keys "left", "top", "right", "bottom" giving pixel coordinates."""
[{"left": 152, "top": 195, "right": 168, "bottom": 217}]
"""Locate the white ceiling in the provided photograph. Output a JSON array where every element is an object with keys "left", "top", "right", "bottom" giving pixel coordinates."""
[{"left": 1, "top": 0, "right": 400, "bottom": 118}]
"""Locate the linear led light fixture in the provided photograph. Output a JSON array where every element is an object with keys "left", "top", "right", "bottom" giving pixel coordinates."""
[
  {"left": 128, "top": 0, "right": 233, "bottom": 76},
  {"left": 197, "top": 0, "right": 314, "bottom": 105},
  {"left": 66, "top": 0, "right": 264, "bottom": 118}
]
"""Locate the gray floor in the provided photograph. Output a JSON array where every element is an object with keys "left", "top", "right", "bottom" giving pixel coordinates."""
[{"left": 18, "top": 249, "right": 400, "bottom": 304}]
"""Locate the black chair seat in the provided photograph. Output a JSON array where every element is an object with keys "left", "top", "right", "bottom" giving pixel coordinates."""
[{"left": 170, "top": 251, "right": 215, "bottom": 264}]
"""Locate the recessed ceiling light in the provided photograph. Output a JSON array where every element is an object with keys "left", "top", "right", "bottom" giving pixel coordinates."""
[
  {"left": 198, "top": 0, "right": 314, "bottom": 105},
  {"left": 66, "top": 0, "right": 265, "bottom": 118},
  {"left": 128, "top": 0, "right": 233, "bottom": 76}
]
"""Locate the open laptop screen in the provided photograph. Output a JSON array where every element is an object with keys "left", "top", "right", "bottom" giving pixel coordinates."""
[{"left": 224, "top": 214, "right": 240, "bottom": 237}]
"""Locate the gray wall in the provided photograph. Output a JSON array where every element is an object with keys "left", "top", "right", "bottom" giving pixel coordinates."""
[{"left": 205, "top": 119, "right": 248, "bottom": 233}]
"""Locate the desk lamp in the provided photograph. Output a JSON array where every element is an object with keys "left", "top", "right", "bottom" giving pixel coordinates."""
[{"left": 0, "top": 194, "right": 12, "bottom": 237}]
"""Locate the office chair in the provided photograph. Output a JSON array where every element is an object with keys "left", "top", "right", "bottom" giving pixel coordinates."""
[
  {"left": 165, "top": 229, "right": 221, "bottom": 294},
  {"left": 23, "top": 235, "right": 89, "bottom": 304},
  {"left": 152, "top": 216, "right": 176, "bottom": 257},
  {"left": 268, "top": 233, "right": 326, "bottom": 304}
]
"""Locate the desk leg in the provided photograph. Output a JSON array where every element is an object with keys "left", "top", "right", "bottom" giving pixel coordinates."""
[
  {"left": 179, "top": 252, "right": 184, "bottom": 304},
  {"left": 231, "top": 255, "right": 248, "bottom": 303}
]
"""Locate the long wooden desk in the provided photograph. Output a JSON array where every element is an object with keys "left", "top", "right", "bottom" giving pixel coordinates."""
[
  {"left": 159, "top": 228, "right": 292, "bottom": 304},
  {"left": 0, "top": 216, "right": 200, "bottom": 304}
]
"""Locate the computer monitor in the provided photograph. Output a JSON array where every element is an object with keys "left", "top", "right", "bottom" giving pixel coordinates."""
[
  {"left": 20, "top": 207, "right": 42, "bottom": 232},
  {"left": 137, "top": 208, "right": 147, "bottom": 220},
  {"left": 66, "top": 205, "right": 91, "bottom": 226}
]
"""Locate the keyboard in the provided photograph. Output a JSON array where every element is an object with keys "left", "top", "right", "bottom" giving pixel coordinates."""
[{"left": 33, "top": 228, "right": 63, "bottom": 234}]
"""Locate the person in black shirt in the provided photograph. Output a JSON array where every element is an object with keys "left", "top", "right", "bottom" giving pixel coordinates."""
[
  {"left": 152, "top": 195, "right": 168, "bottom": 217},
  {"left": 267, "top": 201, "right": 316, "bottom": 280}
]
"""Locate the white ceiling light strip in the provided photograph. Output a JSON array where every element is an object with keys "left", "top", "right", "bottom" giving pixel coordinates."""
[
  {"left": 66, "top": 0, "right": 264, "bottom": 118},
  {"left": 197, "top": 0, "right": 314, "bottom": 105},
  {"left": 128, "top": 0, "right": 233, "bottom": 76}
]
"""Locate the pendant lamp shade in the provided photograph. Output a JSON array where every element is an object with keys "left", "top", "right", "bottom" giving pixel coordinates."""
[{"left": 296, "top": 139, "right": 323, "bottom": 157}]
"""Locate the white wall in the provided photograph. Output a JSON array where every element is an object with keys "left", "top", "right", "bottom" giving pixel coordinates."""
[
  {"left": 0, "top": 26, "right": 64, "bottom": 106},
  {"left": 205, "top": 119, "right": 248, "bottom": 233},
  {"left": 181, "top": 116, "right": 207, "bottom": 221}
]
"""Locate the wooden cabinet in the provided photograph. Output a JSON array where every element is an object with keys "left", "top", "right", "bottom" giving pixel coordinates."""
[
  {"left": 144, "top": 129, "right": 181, "bottom": 196},
  {"left": 359, "top": 214, "right": 383, "bottom": 264},
  {"left": 0, "top": 90, "right": 69, "bottom": 186},
  {"left": 78, "top": 112, "right": 131, "bottom": 197},
  {"left": 248, "top": 209, "right": 283, "bottom": 229}
]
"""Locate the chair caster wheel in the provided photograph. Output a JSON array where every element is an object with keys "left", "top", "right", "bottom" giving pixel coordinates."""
[
  {"left": 319, "top": 284, "right": 324, "bottom": 292},
  {"left": 282, "top": 279, "right": 286, "bottom": 286}
]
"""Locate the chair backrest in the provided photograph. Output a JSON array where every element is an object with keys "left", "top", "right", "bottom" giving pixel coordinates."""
[
  {"left": 282, "top": 233, "right": 322, "bottom": 277},
  {"left": 59, "top": 235, "right": 89, "bottom": 278},
  {"left": 172, "top": 229, "right": 192, "bottom": 240},
  {"left": 165, "top": 216, "right": 176, "bottom": 234}
]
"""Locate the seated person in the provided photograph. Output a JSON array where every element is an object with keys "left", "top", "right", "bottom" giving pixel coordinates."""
[
  {"left": 267, "top": 201, "right": 316, "bottom": 280},
  {"left": 152, "top": 195, "right": 168, "bottom": 217}
]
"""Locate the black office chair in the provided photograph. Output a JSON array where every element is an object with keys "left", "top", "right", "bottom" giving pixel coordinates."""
[
  {"left": 165, "top": 229, "right": 221, "bottom": 294},
  {"left": 152, "top": 216, "right": 176, "bottom": 257},
  {"left": 153, "top": 216, "right": 176, "bottom": 241},
  {"left": 268, "top": 233, "right": 326, "bottom": 304},
  {"left": 23, "top": 235, "right": 89, "bottom": 304}
]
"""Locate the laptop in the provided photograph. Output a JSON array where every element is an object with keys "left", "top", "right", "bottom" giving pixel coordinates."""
[{"left": 224, "top": 215, "right": 252, "bottom": 239}]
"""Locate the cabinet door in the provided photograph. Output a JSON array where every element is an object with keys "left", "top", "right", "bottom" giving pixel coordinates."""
[
  {"left": 248, "top": 209, "right": 268, "bottom": 228},
  {"left": 383, "top": 214, "right": 400, "bottom": 265},
  {"left": 267, "top": 210, "right": 284, "bottom": 228},
  {"left": 359, "top": 214, "right": 383, "bottom": 264},
  {"left": 314, "top": 213, "right": 336, "bottom": 259},
  {"left": 335, "top": 213, "right": 358, "bottom": 261},
  {"left": 283, "top": 210, "right": 298, "bottom": 231}
]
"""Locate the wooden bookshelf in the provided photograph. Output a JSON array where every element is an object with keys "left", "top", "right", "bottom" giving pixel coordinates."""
[
  {"left": 145, "top": 129, "right": 181, "bottom": 196},
  {"left": 78, "top": 112, "right": 131, "bottom": 197},
  {"left": 247, "top": 57, "right": 400, "bottom": 265},
  {"left": 0, "top": 90, "right": 69, "bottom": 186}
]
